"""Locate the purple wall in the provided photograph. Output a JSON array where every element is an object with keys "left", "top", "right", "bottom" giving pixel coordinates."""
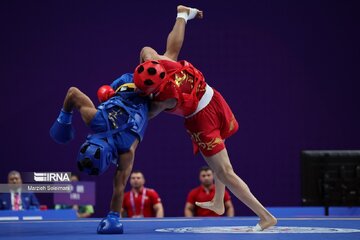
[{"left": 1, "top": 1, "right": 359, "bottom": 217}]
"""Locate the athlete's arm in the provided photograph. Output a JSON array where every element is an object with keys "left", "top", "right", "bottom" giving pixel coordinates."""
[
  {"left": 153, "top": 203, "right": 164, "bottom": 218},
  {"left": 184, "top": 202, "right": 195, "bottom": 217},
  {"left": 224, "top": 200, "right": 235, "bottom": 217}
]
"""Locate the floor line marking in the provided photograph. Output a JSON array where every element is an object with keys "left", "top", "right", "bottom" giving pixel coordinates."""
[{"left": 0, "top": 217, "right": 358, "bottom": 224}]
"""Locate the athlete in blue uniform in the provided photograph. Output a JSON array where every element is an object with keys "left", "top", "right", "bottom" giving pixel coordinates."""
[
  {"left": 49, "top": 5, "right": 205, "bottom": 234},
  {"left": 50, "top": 73, "right": 148, "bottom": 234}
]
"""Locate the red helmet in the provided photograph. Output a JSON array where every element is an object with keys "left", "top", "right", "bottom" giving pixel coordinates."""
[{"left": 134, "top": 60, "right": 167, "bottom": 95}]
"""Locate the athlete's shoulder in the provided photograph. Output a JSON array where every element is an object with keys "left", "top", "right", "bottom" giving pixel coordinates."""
[
  {"left": 189, "top": 186, "right": 202, "bottom": 195},
  {"left": 110, "top": 73, "right": 134, "bottom": 89},
  {"left": 146, "top": 188, "right": 158, "bottom": 194},
  {"left": 123, "top": 191, "right": 131, "bottom": 198}
]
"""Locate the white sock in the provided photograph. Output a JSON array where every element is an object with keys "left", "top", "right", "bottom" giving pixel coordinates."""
[
  {"left": 176, "top": 12, "right": 188, "bottom": 23},
  {"left": 188, "top": 8, "right": 199, "bottom": 20},
  {"left": 176, "top": 7, "right": 199, "bottom": 23}
]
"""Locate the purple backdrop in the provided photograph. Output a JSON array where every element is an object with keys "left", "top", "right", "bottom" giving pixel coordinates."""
[{"left": 0, "top": 0, "right": 359, "bottom": 217}]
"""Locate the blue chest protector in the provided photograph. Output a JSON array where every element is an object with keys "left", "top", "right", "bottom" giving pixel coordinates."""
[{"left": 77, "top": 73, "right": 149, "bottom": 176}]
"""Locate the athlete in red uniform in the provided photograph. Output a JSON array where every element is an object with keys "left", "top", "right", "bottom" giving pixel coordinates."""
[{"left": 134, "top": 5, "right": 277, "bottom": 231}]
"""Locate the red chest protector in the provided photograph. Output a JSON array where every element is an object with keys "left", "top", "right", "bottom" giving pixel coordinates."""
[{"left": 155, "top": 60, "right": 206, "bottom": 117}]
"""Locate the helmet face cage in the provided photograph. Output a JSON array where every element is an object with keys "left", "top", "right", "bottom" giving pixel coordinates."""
[
  {"left": 77, "top": 138, "right": 114, "bottom": 176},
  {"left": 134, "top": 60, "right": 167, "bottom": 95}
]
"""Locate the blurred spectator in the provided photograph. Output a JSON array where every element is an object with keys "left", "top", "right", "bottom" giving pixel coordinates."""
[
  {"left": 185, "top": 166, "right": 234, "bottom": 217},
  {"left": 0, "top": 170, "right": 39, "bottom": 210},
  {"left": 122, "top": 171, "right": 164, "bottom": 218},
  {"left": 55, "top": 173, "right": 94, "bottom": 218}
]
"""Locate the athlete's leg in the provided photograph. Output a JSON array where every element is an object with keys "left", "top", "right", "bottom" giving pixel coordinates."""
[
  {"left": 109, "top": 139, "right": 139, "bottom": 213},
  {"left": 139, "top": 5, "right": 203, "bottom": 63},
  {"left": 203, "top": 148, "right": 277, "bottom": 230},
  {"left": 50, "top": 87, "right": 97, "bottom": 143},
  {"left": 97, "top": 139, "right": 139, "bottom": 234},
  {"left": 164, "top": 5, "right": 203, "bottom": 61},
  {"left": 139, "top": 47, "right": 168, "bottom": 63},
  {"left": 63, "top": 87, "right": 97, "bottom": 125}
]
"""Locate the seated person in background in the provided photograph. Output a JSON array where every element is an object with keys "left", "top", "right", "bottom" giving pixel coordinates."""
[
  {"left": 185, "top": 166, "right": 234, "bottom": 217},
  {"left": 0, "top": 170, "right": 40, "bottom": 210},
  {"left": 122, "top": 171, "right": 164, "bottom": 218},
  {"left": 55, "top": 173, "right": 94, "bottom": 218}
]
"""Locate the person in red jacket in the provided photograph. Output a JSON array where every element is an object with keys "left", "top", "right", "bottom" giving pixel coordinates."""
[
  {"left": 133, "top": 5, "right": 277, "bottom": 231},
  {"left": 122, "top": 171, "right": 164, "bottom": 218},
  {"left": 185, "top": 166, "right": 234, "bottom": 217}
]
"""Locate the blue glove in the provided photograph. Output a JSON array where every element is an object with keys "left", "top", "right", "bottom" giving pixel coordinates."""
[
  {"left": 49, "top": 109, "right": 74, "bottom": 144},
  {"left": 97, "top": 211, "right": 124, "bottom": 234}
]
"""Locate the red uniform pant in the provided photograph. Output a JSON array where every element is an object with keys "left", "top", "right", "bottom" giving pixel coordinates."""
[{"left": 184, "top": 89, "right": 239, "bottom": 157}]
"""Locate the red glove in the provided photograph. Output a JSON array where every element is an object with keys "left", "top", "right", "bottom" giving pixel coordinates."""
[{"left": 97, "top": 85, "right": 115, "bottom": 103}]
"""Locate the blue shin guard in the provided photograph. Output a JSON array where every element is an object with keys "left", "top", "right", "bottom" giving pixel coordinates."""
[
  {"left": 97, "top": 211, "right": 124, "bottom": 234},
  {"left": 49, "top": 109, "right": 74, "bottom": 144}
]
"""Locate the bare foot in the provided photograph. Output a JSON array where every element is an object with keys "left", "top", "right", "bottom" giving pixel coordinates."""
[
  {"left": 177, "top": 5, "right": 203, "bottom": 19},
  {"left": 195, "top": 201, "right": 225, "bottom": 215},
  {"left": 257, "top": 215, "right": 277, "bottom": 231}
]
